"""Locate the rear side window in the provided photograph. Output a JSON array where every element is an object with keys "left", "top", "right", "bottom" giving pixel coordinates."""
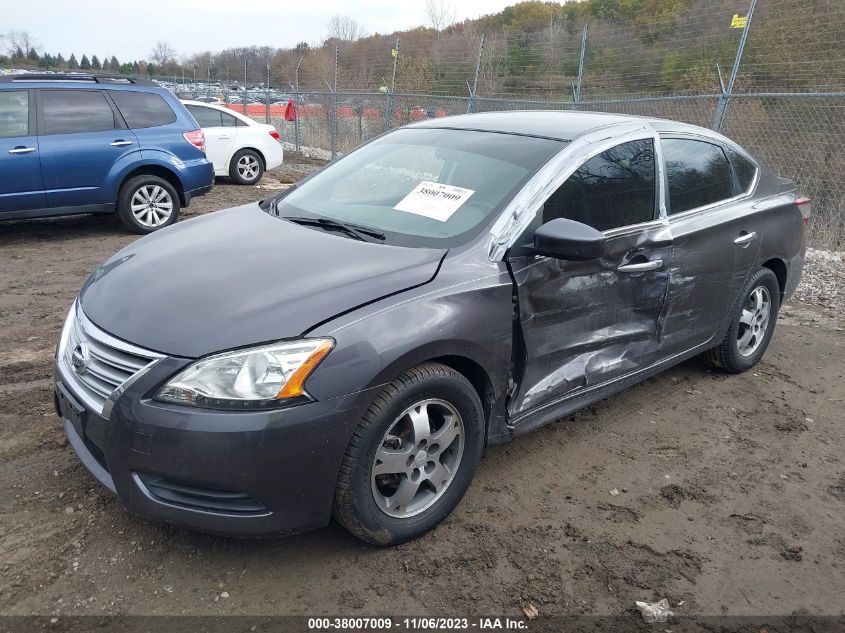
[
  {"left": 724, "top": 146, "right": 757, "bottom": 193},
  {"left": 110, "top": 91, "right": 176, "bottom": 128},
  {"left": 222, "top": 112, "right": 239, "bottom": 127},
  {"left": 0, "top": 90, "right": 29, "bottom": 138},
  {"left": 662, "top": 138, "right": 734, "bottom": 215},
  {"left": 41, "top": 90, "right": 117, "bottom": 135},
  {"left": 543, "top": 138, "right": 656, "bottom": 231},
  {"left": 186, "top": 104, "right": 222, "bottom": 128}
]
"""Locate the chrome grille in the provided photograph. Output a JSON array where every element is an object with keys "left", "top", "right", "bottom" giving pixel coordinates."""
[{"left": 58, "top": 303, "right": 162, "bottom": 415}]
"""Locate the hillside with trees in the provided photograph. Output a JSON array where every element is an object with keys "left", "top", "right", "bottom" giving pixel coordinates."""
[{"left": 3, "top": 0, "right": 842, "bottom": 98}]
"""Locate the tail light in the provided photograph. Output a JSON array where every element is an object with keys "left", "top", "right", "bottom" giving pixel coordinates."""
[
  {"left": 795, "top": 196, "right": 812, "bottom": 223},
  {"left": 269, "top": 130, "right": 280, "bottom": 141},
  {"left": 183, "top": 129, "right": 205, "bottom": 153}
]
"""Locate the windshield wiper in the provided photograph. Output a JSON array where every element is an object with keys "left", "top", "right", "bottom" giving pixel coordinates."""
[{"left": 283, "top": 216, "right": 386, "bottom": 242}]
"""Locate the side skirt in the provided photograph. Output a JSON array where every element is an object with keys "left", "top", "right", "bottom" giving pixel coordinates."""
[{"left": 0, "top": 203, "right": 115, "bottom": 221}]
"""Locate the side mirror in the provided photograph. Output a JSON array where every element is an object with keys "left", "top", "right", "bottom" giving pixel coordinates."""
[{"left": 533, "top": 218, "right": 605, "bottom": 261}]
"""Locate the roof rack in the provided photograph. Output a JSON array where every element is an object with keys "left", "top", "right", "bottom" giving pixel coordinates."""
[{"left": 0, "top": 73, "right": 157, "bottom": 86}]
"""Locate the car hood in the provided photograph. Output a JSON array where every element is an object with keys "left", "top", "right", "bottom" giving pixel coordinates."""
[{"left": 80, "top": 203, "right": 445, "bottom": 358}]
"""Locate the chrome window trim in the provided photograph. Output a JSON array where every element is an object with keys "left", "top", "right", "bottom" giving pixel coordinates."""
[
  {"left": 488, "top": 121, "right": 665, "bottom": 260},
  {"left": 659, "top": 132, "right": 760, "bottom": 222}
]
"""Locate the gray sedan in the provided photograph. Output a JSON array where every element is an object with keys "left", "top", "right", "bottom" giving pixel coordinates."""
[{"left": 55, "top": 111, "right": 808, "bottom": 544}]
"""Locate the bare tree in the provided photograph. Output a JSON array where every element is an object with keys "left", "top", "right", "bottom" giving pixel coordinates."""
[
  {"left": 149, "top": 40, "right": 176, "bottom": 66},
  {"left": 424, "top": 0, "right": 456, "bottom": 39},
  {"left": 5, "top": 30, "right": 39, "bottom": 56},
  {"left": 326, "top": 15, "right": 365, "bottom": 42}
]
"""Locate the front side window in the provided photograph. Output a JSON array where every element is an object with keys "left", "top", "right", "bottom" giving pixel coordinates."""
[
  {"left": 268, "top": 127, "right": 564, "bottom": 248},
  {"left": 41, "top": 90, "right": 116, "bottom": 135},
  {"left": 186, "top": 104, "right": 222, "bottom": 128},
  {"left": 542, "top": 138, "right": 656, "bottom": 231},
  {"left": 110, "top": 91, "right": 176, "bottom": 128},
  {"left": 0, "top": 90, "right": 29, "bottom": 138},
  {"left": 662, "top": 138, "right": 734, "bottom": 215}
]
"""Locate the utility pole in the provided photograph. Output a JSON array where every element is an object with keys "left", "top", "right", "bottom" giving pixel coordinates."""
[{"left": 467, "top": 34, "right": 485, "bottom": 114}]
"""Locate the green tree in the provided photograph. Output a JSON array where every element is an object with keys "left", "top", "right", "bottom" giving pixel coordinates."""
[
  {"left": 110, "top": 55, "right": 119, "bottom": 70},
  {"left": 80, "top": 54, "right": 91, "bottom": 69},
  {"left": 56, "top": 53, "right": 65, "bottom": 67},
  {"left": 68, "top": 54, "right": 78, "bottom": 69},
  {"left": 27, "top": 47, "right": 39, "bottom": 61},
  {"left": 91, "top": 55, "right": 101, "bottom": 70}
]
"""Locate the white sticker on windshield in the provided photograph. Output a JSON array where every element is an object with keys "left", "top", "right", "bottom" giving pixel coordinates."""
[{"left": 393, "top": 181, "right": 475, "bottom": 222}]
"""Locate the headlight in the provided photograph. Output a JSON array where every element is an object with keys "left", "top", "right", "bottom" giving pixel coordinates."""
[{"left": 155, "top": 338, "right": 333, "bottom": 409}]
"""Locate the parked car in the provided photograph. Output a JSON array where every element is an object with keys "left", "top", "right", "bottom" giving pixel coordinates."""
[
  {"left": 181, "top": 100, "right": 283, "bottom": 185},
  {"left": 0, "top": 73, "right": 214, "bottom": 233},
  {"left": 55, "top": 111, "right": 808, "bottom": 545}
]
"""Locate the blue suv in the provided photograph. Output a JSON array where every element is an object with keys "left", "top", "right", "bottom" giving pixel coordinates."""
[{"left": 0, "top": 74, "right": 214, "bottom": 233}]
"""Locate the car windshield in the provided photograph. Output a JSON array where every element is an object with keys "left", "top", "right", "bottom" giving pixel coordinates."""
[{"left": 267, "top": 127, "right": 565, "bottom": 247}]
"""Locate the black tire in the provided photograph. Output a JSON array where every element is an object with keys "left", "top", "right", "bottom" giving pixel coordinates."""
[
  {"left": 334, "top": 362, "right": 485, "bottom": 546},
  {"left": 117, "top": 175, "right": 181, "bottom": 234},
  {"left": 704, "top": 267, "right": 781, "bottom": 373},
  {"left": 229, "top": 148, "right": 264, "bottom": 185}
]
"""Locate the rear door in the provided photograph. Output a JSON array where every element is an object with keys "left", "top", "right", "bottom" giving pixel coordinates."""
[
  {"left": 508, "top": 136, "right": 672, "bottom": 419},
  {"left": 185, "top": 104, "right": 234, "bottom": 173},
  {"left": 657, "top": 136, "right": 761, "bottom": 355},
  {"left": 0, "top": 89, "right": 46, "bottom": 213},
  {"left": 37, "top": 89, "right": 139, "bottom": 208}
]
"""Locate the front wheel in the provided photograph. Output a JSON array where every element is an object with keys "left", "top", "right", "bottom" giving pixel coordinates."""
[
  {"left": 704, "top": 267, "right": 781, "bottom": 373},
  {"left": 333, "top": 362, "right": 485, "bottom": 545}
]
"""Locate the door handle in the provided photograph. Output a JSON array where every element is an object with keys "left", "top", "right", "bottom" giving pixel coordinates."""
[
  {"left": 733, "top": 231, "right": 756, "bottom": 245},
  {"left": 218, "top": 135, "right": 231, "bottom": 139},
  {"left": 618, "top": 259, "right": 663, "bottom": 273},
  {"left": 8, "top": 146, "right": 36, "bottom": 154},
  {"left": 110, "top": 140, "right": 133, "bottom": 147}
]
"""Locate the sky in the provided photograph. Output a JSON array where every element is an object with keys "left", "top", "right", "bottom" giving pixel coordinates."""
[{"left": 4, "top": 0, "right": 520, "bottom": 61}]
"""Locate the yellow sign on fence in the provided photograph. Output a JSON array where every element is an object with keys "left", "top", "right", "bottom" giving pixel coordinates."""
[{"left": 731, "top": 14, "right": 748, "bottom": 28}]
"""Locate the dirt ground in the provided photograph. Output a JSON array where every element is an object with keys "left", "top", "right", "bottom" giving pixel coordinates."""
[{"left": 1, "top": 154, "right": 843, "bottom": 622}]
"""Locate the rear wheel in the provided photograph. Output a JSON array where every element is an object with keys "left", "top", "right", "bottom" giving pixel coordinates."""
[
  {"left": 334, "top": 362, "right": 484, "bottom": 545},
  {"left": 229, "top": 149, "right": 264, "bottom": 185},
  {"left": 117, "top": 175, "right": 180, "bottom": 234},
  {"left": 704, "top": 267, "right": 781, "bottom": 373}
]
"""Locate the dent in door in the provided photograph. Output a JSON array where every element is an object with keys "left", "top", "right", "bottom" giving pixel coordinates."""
[{"left": 510, "top": 234, "right": 669, "bottom": 416}]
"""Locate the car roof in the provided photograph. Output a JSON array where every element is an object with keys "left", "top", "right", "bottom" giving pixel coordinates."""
[
  {"left": 407, "top": 110, "right": 719, "bottom": 143},
  {"left": 180, "top": 99, "right": 256, "bottom": 125}
]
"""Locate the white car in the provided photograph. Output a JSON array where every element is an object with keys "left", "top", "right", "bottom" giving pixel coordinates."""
[{"left": 182, "top": 100, "right": 284, "bottom": 185}]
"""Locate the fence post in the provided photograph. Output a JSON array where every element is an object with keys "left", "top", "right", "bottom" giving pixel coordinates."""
[
  {"left": 572, "top": 24, "right": 588, "bottom": 110},
  {"left": 331, "top": 46, "right": 339, "bottom": 160},
  {"left": 467, "top": 34, "right": 485, "bottom": 114},
  {"left": 294, "top": 56, "right": 303, "bottom": 152},
  {"left": 713, "top": 0, "right": 756, "bottom": 132},
  {"left": 384, "top": 39, "right": 399, "bottom": 133},
  {"left": 243, "top": 58, "right": 248, "bottom": 108},
  {"left": 265, "top": 59, "right": 270, "bottom": 124}
]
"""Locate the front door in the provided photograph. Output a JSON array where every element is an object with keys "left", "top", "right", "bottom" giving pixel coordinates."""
[
  {"left": 0, "top": 89, "right": 46, "bottom": 213},
  {"left": 508, "top": 137, "right": 671, "bottom": 419}
]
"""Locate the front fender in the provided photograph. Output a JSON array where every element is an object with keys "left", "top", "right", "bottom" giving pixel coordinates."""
[{"left": 304, "top": 251, "right": 515, "bottom": 438}]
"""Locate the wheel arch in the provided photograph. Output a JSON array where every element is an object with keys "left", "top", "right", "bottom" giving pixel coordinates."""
[
  {"left": 235, "top": 146, "right": 266, "bottom": 169},
  {"left": 761, "top": 257, "right": 788, "bottom": 300},
  {"left": 119, "top": 165, "right": 186, "bottom": 205}
]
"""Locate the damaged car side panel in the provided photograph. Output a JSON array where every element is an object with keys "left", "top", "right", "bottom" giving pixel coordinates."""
[{"left": 507, "top": 222, "right": 672, "bottom": 419}]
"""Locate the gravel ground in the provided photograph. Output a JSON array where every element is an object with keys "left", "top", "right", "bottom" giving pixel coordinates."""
[
  {"left": 0, "top": 155, "right": 843, "bottom": 624},
  {"left": 794, "top": 248, "right": 845, "bottom": 314}
]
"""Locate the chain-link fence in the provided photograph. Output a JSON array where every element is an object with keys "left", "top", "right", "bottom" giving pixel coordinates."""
[{"left": 157, "top": 0, "right": 845, "bottom": 249}]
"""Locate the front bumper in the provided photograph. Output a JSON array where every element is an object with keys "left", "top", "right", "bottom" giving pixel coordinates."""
[{"left": 55, "top": 358, "right": 375, "bottom": 537}]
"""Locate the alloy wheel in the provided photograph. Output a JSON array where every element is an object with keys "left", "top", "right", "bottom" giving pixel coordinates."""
[
  {"left": 237, "top": 155, "right": 260, "bottom": 181},
  {"left": 371, "top": 399, "right": 465, "bottom": 519},
  {"left": 737, "top": 285, "right": 771, "bottom": 357},
  {"left": 130, "top": 185, "right": 173, "bottom": 228}
]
